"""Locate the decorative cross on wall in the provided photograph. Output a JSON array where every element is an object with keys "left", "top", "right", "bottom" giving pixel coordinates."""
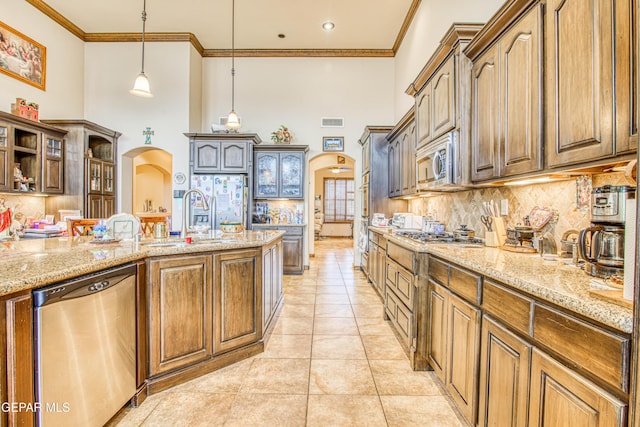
[{"left": 143, "top": 127, "right": 154, "bottom": 144}]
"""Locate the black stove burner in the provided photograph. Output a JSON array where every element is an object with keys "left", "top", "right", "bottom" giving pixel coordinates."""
[{"left": 394, "top": 230, "right": 483, "bottom": 245}]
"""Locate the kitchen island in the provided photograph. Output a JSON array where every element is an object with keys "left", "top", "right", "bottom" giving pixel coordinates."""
[
  {"left": 368, "top": 226, "right": 632, "bottom": 427},
  {"left": 0, "top": 230, "right": 285, "bottom": 427}
]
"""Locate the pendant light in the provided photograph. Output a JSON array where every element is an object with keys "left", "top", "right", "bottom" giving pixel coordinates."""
[
  {"left": 130, "top": 0, "right": 153, "bottom": 98},
  {"left": 226, "top": 0, "right": 241, "bottom": 129}
]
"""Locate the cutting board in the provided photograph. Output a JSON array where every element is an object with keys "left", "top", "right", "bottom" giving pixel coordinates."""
[{"left": 588, "top": 289, "right": 633, "bottom": 309}]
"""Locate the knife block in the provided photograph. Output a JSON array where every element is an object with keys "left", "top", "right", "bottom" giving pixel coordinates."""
[
  {"left": 492, "top": 216, "right": 507, "bottom": 246},
  {"left": 484, "top": 231, "right": 499, "bottom": 247}
]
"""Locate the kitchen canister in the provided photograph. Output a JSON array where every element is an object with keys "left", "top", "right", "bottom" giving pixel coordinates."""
[
  {"left": 153, "top": 222, "right": 168, "bottom": 239},
  {"left": 623, "top": 198, "right": 637, "bottom": 300}
]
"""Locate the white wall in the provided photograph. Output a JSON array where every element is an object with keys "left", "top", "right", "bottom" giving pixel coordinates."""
[
  {"left": 393, "top": 0, "right": 505, "bottom": 120},
  {"left": 0, "top": 2, "right": 84, "bottom": 118}
]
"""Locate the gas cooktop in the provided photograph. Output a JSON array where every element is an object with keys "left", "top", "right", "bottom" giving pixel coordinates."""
[{"left": 393, "top": 230, "right": 484, "bottom": 245}]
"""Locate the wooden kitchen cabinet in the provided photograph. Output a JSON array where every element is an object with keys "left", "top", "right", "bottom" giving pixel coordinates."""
[
  {"left": 367, "top": 229, "right": 387, "bottom": 301},
  {"left": 254, "top": 145, "right": 307, "bottom": 199},
  {"left": 148, "top": 254, "right": 213, "bottom": 376},
  {"left": 529, "top": 348, "right": 627, "bottom": 427},
  {"left": 262, "top": 239, "right": 283, "bottom": 331},
  {"left": 427, "top": 280, "right": 449, "bottom": 381},
  {"left": 469, "top": 4, "right": 543, "bottom": 181},
  {"left": 42, "top": 133, "right": 64, "bottom": 194},
  {"left": 0, "top": 124, "right": 8, "bottom": 192},
  {"left": 190, "top": 139, "right": 252, "bottom": 174},
  {"left": 214, "top": 249, "right": 262, "bottom": 354},
  {"left": 431, "top": 56, "right": 456, "bottom": 138},
  {"left": 387, "top": 109, "right": 416, "bottom": 198},
  {"left": 478, "top": 315, "right": 531, "bottom": 427},
  {"left": 42, "top": 120, "right": 121, "bottom": 220},
  {"left": 252, "top": 225, "right": 304, "bottom": 275},
  {"left": 416, "top": 81, "right": 433, "bottom": 147}
]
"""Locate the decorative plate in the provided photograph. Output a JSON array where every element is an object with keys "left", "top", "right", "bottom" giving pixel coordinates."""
[
  {"left": 106, "top": 213, "right": 140, "bottom": 240},
  {"left": 174, "top": 172, "right": 186, "bottom": 185}
]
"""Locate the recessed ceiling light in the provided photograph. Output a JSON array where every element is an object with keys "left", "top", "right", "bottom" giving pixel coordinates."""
[
  {"left": 278, "top": 33, "right": 285, "bottom": 39},
  {"left": 322, "top": 21, "right": 335, "bottom": 31}
]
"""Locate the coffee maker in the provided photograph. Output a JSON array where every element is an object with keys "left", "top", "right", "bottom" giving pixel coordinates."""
[{"left": 578, "top": 185, "right": 635, "bottom": 278}]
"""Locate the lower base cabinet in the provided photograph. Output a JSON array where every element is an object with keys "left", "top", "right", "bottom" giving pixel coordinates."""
[
  {"left": 214, "top": 249, "right": 261, "bottom": 354},
  {"left": 529, "top": 348, "right": 626, "bottom": 427},
  {"left": 478, "top": 315, "right": 531, "bottom": 427},
  {"left": 282, "top": 233, "right": 303, "bottom": 274},
  {"left": 263, "top": 240, "right": 283, "bottom": 330},
  {"left": 149, "top": 255, "right": 213, "bottom": 376}
]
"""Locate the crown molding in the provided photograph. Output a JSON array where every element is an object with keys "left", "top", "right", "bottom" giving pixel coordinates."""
[
  {"left": 26, "top": 0, "right": 86, "bottom": 40},
  {"left": 203, "top": 49, "right": 395, "bottom": 58},
  {"left": 392, "top": 0, "right": 422, "bottom": 53}
]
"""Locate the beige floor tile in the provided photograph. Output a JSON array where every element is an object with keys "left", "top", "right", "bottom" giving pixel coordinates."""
[
  {"left": 240, "top": 358, "right": 310, "bottom": 394},
  {"left": 315, "top": 293, "right": 351, "bottom": 305},
  {"left": 380, "top": 395, "right": 465, "bottom": 427},
  {"left": 307, "top": 395, "right": 387, "bottom": 427},
  {"left": 113, "top": 392, "right": 164, "bottom": 426},
  {"left": 284, "top": 285, "right": 317, "bottom": 295},
  {"left": 224, "top": 394, "right": 307, "bottom": 427},
  {"left": 355, "top": 317, "right": 395, "bottom": 336},
  {"left": 315, "top": 285, "right": 348, "bottom": 295},
  {"left": 362, "top": 335, "right": 407, "bottom": 360},
  {"left": 313, "top": 317, "right": 359, "bottom": 335},
  {"left": 283, "top": 293, "right": 316, "bottom": 305},
  {"left": 279, "top": 304, "right": 315, "bottom": 318},
  {"left": 172, "top": 358, "right": 254, "bottom": 394},
  {"left": 312, "top": 335, "right": 366, "bottom": 359},
  {"left": 314, "top": 304, "right": 354, "bottom": 318},
  {"left": 352, "top": 304, "right": 385, "bottom": 319},
  {"left": 349, "top": 293, "right": 385, "bottom": 305},
  {"left": 309, "top": 359, "right": 377, "bottom": 395},
  {"left": 141, "top": 392, "right": 235, "bottom": 427},
  {"left": 271, "top": 316, "right": 314, "bottom": 335},
  {"left": 370, "top": 360, "right": 441, "bottom": 396},
  {"left": 259, "top": 334, "right": 312, "bottom": 359},
  {"left": 315, "top": 279, "right": 345, "bottom": 287}
]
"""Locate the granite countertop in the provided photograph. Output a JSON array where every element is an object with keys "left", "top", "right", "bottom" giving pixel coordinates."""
[
  {"left": 0, "top": 230, "right": 285, "bottom": 297},
  {"left": 252, "top": 223, "right": 307, "bottom": 227},
  {"left": 369, "top": 226, "right": 633, "bottom": 334}
]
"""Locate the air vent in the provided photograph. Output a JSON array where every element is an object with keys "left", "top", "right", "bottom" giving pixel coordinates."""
[{"left": 321, "top": 117, "right": 344, "bottom": 128}]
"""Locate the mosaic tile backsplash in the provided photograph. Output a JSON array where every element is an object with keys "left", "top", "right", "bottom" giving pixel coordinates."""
[{"left": 408, "top": 172, "right": 636, "bottom": 248}]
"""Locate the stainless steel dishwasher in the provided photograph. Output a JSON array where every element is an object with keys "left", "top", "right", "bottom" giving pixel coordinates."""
[{"left": 33, "top": 264, "right": 137, "bottom": 427}]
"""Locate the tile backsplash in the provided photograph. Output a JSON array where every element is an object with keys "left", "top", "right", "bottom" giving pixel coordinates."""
[{"left": 408, "top": 172, "right": 635, "bottom": 248}]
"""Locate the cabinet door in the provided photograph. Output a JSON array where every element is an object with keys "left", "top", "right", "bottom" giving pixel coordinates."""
[
  {"left": 369, "top": 242, "right": 378, "bottom": 286},
  {"left": 87, "top": 158, "right": 102, "bottom": 194},
  {"left": 614, "top": 0, "right": 637, "bottom": 153},
  {"left": 220, "top": 141, "right": 249, "bottom": 173},
  {"left": 545, "top": 0, "right": 615, "bottom": 167},
  {"left": 42, "top": 134, "right": 64, "bottom": 194},
  {"left": 376, "top": 245, "right": 386, "bottom": 298},
  {"left": 471, "top": 45, "right": 500, "bottom": 181},
  {"left": 401, "top": 133, "right": 412, "bottom": 194},
  {"left": 87, "top": 194, "right": 102, "bottom": 218},
  {"left": 102, "top": 196, "right": 116, "bottom": 219},
  {"left": 0, "top": 123, "right": 8, "bottom": 190},
  {"left": 362, "top": 140, "right": 370, "bottom": 174},
  {"left": 149, "top": 255, "right": 213, "bottom": 376},
  {"left": 282, "top": 235, "right": 303, "bottom": 274},
  {"left": 388, "top": 142, "right": 396, "bottom": 197},
  {"left": 255, "top": 152, "right": 279, "bottom": 198},
  {"left": 102, "top": 162, "right": 115, "bottom": 196},
  {"left": 416, "top": 81, "right": 433, "bottom": 148},
  {"left": 193, "top": 140, "right": 221, "bottom": 173},
  {"left": 478, "top": 316, "right": 531, "bottom": 427},
  {"left": 427, "top": 281, "right": 448, "bottom": 381},
  {"left": 407, "top": 123, "right": 417, "bottom": 194},
  {"left": 214, "top": 249, "right": 261, "bottom": 353},
  {"left": 273, "top": 240, "right": 283, "bottom": 308},
  {"left": 500, "top": 5, "right": 543, "bottom": 177},
  {"left": 262, "top": 245, "right": 274, "bottom": 329},
  {"left": 529, "top": 348, "right": 627, "bottom": 427},
  {"left": 362, "top": 181, "right": 369, "bottom": 218},
  {"left": 279, "top": 152, "right": 304, "bottom": 199},
  {"left": 447, "top": 292, "right": 480, "bottom": 425},
  {"left": 432, "top": 56, "right": 456, "bottom": 139}
]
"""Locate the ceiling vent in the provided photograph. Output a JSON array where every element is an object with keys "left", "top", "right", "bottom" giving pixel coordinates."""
[{"left": 321, "top": 117, "right": 344, "bottom": 128}]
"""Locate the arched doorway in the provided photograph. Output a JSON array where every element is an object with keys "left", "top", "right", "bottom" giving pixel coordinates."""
[
  {"left": 121, "top": 147, "right": 173, "bottom": 224},
  {"left": 307, "top": 153, "right": 356, "bottom": 257}
]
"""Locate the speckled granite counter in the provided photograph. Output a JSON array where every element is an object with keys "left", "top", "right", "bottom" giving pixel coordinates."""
[
  {"left": 369, "top": 227, "right": 632, "bottom": 334},
  {"left": 0, "top": 230, "right": 285, "bottom": 297}
]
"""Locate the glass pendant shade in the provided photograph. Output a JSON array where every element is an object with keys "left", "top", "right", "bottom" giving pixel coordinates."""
[
  {"left": 130, "top": 72, "right": 153, "bottom": 98},
  {"left": 226, "top": 110, "right": 241, "bottom": 129}
]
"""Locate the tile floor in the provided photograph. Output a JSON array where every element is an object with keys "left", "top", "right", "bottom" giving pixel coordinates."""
[{"left": 114, "top": 238, "right": 465, "bottom": 426}]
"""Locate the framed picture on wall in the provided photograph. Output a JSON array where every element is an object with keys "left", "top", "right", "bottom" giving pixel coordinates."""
[
  {"left": 323, "top": 136, "right": 344, "bottom": 152},
  {"left": 0, "top": 21, "right": 46, "bottom": 90}
]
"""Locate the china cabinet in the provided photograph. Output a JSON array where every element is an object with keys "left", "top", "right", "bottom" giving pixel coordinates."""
[{"left": 253, "top": 145, "right": 308, "bottom": 199}]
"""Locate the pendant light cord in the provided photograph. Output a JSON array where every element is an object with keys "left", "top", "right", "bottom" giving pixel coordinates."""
[
  {"left": 141, "top": 0, "right": 147, "bottom": 73},
  {"left": 231, "top": 0, "right": 235, "bottom": 111}
]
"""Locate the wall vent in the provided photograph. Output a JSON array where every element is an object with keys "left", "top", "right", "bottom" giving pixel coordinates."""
[{"left": 321, "top": 117, "right": 344, "bottom": 128}]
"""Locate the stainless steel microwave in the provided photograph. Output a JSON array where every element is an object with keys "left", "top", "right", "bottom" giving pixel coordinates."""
[{"left": 416, "top": 132, "right": 466, "bottom": 191}]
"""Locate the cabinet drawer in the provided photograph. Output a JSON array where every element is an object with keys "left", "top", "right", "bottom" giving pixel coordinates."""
[
  {"left": 533, "top": 304, "right": 630, "bottom": 393},
  {"left": 386, "top": 259, "right": 414, "bottom": 309},
  {"left": 368, "top": 230, "right": 380, "bottom": 246},
  {"left": 386, "top": 241, "right": 415, "bottom": 272},
  {"left": 282, "top": 226, "right": 304, "bottom": 236},
  {"left": 429, "top": 256, "right": 449, "bottom": 286},
  {"left": 385, "top": 288, "right": 412, "bottom": 349},
  {"left": 482, "top": 280, "right": 532, "bottom": 336},
  {"left": 449, "top": 264, "right": 482, "bottom": 306}
]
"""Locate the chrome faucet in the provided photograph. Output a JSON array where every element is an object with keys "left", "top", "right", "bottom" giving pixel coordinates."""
[{"left": 181, "top": 189, "right": 210, "bottom": 238}]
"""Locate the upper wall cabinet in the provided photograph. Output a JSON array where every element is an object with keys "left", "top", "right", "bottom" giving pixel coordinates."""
[
  {"left": 465, "top": 0, "right": 636, "bottom": 182},
  {"left": 0, "top": 111, "right": 67, "bottom": 195},
  {"left": 408, "top": 24, "right": 483, "bottom": 152},
  {"left": 186, "top": 133, "right": 261, "bottom": 174},
  {"left": 253, "top": 145, "right": 308, "bottom": 200},
  {"left": 387, "top": 109, "right": 417, "bottom": 198}
]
